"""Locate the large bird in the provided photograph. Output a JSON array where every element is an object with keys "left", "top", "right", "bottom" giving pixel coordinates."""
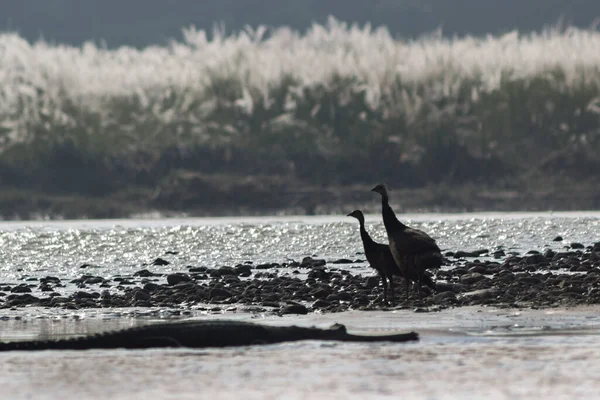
[
  {"left": 347, "top": 209, "right": 435, "bottom": 303},
  {"left": 371, "top": 184, "right": 442, "bottom": 300}
]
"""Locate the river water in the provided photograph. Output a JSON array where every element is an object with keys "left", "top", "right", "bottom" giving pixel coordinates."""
[
  {"left": 0, "top": 211, "right": 599, "bottom": 399},
  {"left": 1, "top": 211, "right": 599, "bottom": 282}
]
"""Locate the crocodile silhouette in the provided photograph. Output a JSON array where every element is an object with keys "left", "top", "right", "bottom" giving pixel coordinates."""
[{"left": 0, "top": 319, "right": 418, "bottom": 351}]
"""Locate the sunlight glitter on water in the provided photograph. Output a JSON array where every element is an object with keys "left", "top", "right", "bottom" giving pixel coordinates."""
[{"left": 0, "top": 212, "right": 598, "bottom": 282}]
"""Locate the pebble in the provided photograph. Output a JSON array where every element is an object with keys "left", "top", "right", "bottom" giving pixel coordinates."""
[
  {"left": 166, "top": 273, "right": 192, "bottom": 286},
  {"left": 301, "top": 257, "right": 326, "bottom": 268},
  {"left": 10, "top": 285, "right": 32, "bottom": 293}
]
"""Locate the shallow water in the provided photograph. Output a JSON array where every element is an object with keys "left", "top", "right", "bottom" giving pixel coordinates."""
[
  {"left": 0, "top": 211, "right": 598, "bottom": 283},
  {"left": 2, "top": 307, "right": 600, "bottom": 399}
]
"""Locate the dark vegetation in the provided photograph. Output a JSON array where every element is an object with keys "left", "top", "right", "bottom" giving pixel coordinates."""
[{"left": 1, "top": 68, "right": 600, "bottom": 219}]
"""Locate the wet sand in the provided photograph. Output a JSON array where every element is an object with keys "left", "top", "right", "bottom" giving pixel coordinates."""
[{"left": 1, "top": 306, "right": 599, "bottom": 399}]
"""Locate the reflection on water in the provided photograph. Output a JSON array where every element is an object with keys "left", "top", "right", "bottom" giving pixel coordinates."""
[
  {"left": 0, "top": 311, "right": 192, "bottom": 342},
  {"left": 0, "top": 212, "right": 598, "bottom": 282}
]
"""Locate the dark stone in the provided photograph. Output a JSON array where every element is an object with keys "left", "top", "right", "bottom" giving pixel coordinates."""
[
  {"left": 518, "top": 276, "right": 542, "bottom": 285},
  {"left": 172, "top": 282, "right": 198, "bottom": 291},
  {"left": 134, "top": 269, "right": 159, "bottom": 277},
  {"left": 74, "top": 291, "right": 99, "bottom": 299},
  {"left": 41, "top": 276, "right": 61, "bottom": 284},
  {"left": 84, "top": 276, "right": 105, "bottom": 284},
  {"left": 493, "top": 250, "right": 506, "bottom": 258},
  {"left": 10, "top": 285, "right": 31, "bottom": 293},
  {"left": 50, "top": 297, "right": 69, "bottom": 306},
  {"left": 222, "top": 276, "right": 241, "bottom": 284},
  {"left": 433, "top": 291, "right": 457, "bottom": 303},
  {"left": 166, "top": 273, "right": 192, "bottom": 286},
  {"left": 454, "top": 251, "right": 476, "bottom": 258},
  {"left": 188, "top": 266, "right": 208, "bottom": 273},
  {"left": 454, "top": 250, "right": 488, "bottom": 258},
  {"left": 152, "top": 258, "right": 170, "bottom": 266},
  {"left": 526, "top": 254, "right": 548, "bottom": 265},
  {"left": 307, "top": 267, "right": 330, "bottom": 280},
  {"left": 543, "top": 249, "right": 556, "bottom": 259},
  {"left": 312, "top": 299, "right": 331, "bottom": 308},
  {"left": 256, "top": 263, "right": 276, "bottom": 270},
  {"left": 570, "top": 242, "right": 585, "bottom": 249},
  {"left": 451, "top": 267, "right": 468, "bottom": 276},
  {"left": 467, "top": 265, "right": 488, "bottom": 274},
  {"left": 209, "top": 288, "right": 232, "bottom": 299},
  {"left": 280, "top": 304, "right": 309, "bottom": 315},
  {"left": 336, "top": 292, "right": 353, "bottom": 301},
  {"left": 301, "top": 257, "right": 326, "bottom": 268},
  {"left": 209, "top": 267, "right": 236, "bottom": 277},
  {"left": 553, "top": 236, "right": 563, "bottom": 242},
  {"left": 351, "top": 296, "right": 370, "bottom": 306},
  {"left": 436, "top": 282, "right": 467, "bottom": 293},
  {"left": 133, "top": 290, "right": 151, "bottom": 301},
  {"left": 234, "top": 264, "right": 252, "bottom": 277},
  {"left": 460, "top": 273, "right": 486, "bottom": 285},
  {"left": 143, "top": 282, "right": 162, "bottom": 292},
  {"left": 310, "top": 288, "right": 331, "bottom": 299},
  {"left": 331, "top": 259, "right": 353, "bottom": 264}
]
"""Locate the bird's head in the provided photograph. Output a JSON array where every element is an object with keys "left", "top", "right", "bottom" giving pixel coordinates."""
[
  {"left": 346, "top": 209, "right": 365, "bottom": 223},
  {"left": 371, "top": 184, "right": 388, "bottom": 201}
]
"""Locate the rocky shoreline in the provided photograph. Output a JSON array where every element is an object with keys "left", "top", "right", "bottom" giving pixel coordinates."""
[{"left": 2, "top": 240, "right": 599, "bottom": 314}]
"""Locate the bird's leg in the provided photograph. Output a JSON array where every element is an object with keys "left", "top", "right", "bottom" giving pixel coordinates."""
[
  {"left": 388, "top": 274, "right": 395, "bottom": 305},
  {"left": 381, "top": 274, "right": 388, "bottom": 304},
  {"left": 400, "top": 256, "right": 410, "bottom": 302},
  {"left": 417, "top": 270, "right": 423, "bottom": 300}
]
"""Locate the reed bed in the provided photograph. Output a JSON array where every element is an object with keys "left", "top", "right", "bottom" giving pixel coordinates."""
[{"left": 1, "top": 18, "right": 599, "bottom": 191}]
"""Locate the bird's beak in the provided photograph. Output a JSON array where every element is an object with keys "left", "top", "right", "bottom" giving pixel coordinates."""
[{"left": 346, "top": 212, "right": 352, "bottom": 217}]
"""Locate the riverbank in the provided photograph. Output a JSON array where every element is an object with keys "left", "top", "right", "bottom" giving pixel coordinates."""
[
  {"left": 1, "top": 173, "right": 599, "bottom": 220},
  {"left": 2, "top": 240, "right": 599, "bottom": 312}
]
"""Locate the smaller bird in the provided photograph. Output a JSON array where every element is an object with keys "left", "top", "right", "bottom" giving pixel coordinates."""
[{"left": 347, "top": 209, "right": 435, "bottom": 304}]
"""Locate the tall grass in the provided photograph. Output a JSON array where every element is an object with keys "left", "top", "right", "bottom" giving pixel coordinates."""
[{"left": 1, "top": 17, "right": 599, "bottom": 192}]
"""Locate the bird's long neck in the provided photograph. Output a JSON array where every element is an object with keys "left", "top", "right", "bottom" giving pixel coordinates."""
[
  {"left": 358, "top": 220, "right": 375, "bottom": 246},
  {"left": 381, "top": 197, "right": 406, "bottom": 233}
]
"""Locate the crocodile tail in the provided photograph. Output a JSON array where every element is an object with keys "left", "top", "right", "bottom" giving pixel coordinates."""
[{"left": 341, "top": 331, "right": 419, "bottom": 343}]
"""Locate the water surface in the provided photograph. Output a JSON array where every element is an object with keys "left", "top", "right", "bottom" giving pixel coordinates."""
[{"left": 0, "top": 211, "right": 598, "bottom": 283}]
